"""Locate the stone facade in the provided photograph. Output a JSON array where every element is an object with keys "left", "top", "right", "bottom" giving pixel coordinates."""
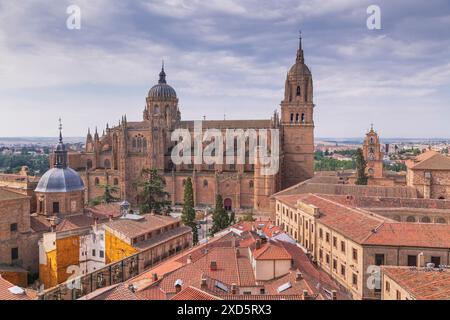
[
  {"left": 274, "top": 193, "right": 450, "bottom": 300},
  {"left": 406, "top": 151, "right": 450, "bottom": 199},
  {"left": 0, "top": 188, "right": 40, "bottom": 276},
  {"left": 65, "top": 39, "right": 315, "bottom": 213}
]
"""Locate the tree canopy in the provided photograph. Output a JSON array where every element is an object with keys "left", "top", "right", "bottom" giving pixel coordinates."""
[{"left": 135, "top": 168, "right": 171, "bottom": 214}]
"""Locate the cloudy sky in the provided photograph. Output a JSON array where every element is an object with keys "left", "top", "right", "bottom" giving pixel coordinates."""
[{"left": 0, "top": 0, "right": 449, "bottom": 138}]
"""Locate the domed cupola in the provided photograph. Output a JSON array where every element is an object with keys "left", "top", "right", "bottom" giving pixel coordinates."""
[
  {"left": 35, "top": 120, "right": 85, "bottom": 216},
  {"left": 148, "top": 63, "right": 177, "bottom": 100}
]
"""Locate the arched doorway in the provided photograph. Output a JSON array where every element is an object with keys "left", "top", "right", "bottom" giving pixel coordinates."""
[{"left": 224, "top": 198, "right": 232, "bottom": 211}]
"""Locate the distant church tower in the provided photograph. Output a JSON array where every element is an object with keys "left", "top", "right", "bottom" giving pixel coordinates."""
[
  {"left": 363, "top": 125, "right": 384, "bottom": 179},
  {"left": 281, "top": 33, "right": 315, "bottom": 189}
]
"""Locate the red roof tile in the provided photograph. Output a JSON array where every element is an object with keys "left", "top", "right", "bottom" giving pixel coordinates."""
[
  {"left": 364, "top": 223, "right": 450, "bottom": 248},
  {"left": 253, "top": 243, "right": 292, "bottom": 260},
  {"left": 0, "top": 276, "right": 33, "bottom": 300},
  {"left": 170, "top": 286, "right": 221, "bottom": 300},
  {"left": 382, "top": 266, "right": 450, "bottom": 300}
]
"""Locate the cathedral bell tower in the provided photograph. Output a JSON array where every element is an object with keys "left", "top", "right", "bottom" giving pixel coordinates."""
[
  {"left": 144, "top": 63, "right": 180, "bottom": 170},
  {"left": 363, "top": 125, "right": 384, "bottom": 179},
  {"left": 280, "top": 33, "right": 315, "bottom": 189}
]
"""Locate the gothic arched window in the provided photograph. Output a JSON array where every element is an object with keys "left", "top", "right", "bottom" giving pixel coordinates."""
[
  {"left": 301, "top": 113, "right": 305, "bottom": 123},
  {"left": 86, "top": 159, "right": 93, "bottom": 170},
  {"left": 113, "top": 178, "right": 119, "bottom": 186},
  {"left": 143, "top": 138, "right": 147, "bottom": 152},
  {"left": 132, "top": 138, "right": 137, "bottom": 149},
  {"left": 295, "top": 113, "right": 299, "bottom": 123},
  {"left": 249, "top": 180, "right": 254, "bottom": 189},
  {"left": 296, "top": 86, "right": 301, "bottom": 96},
  {"left": 290, "top": 113, "right": 294, "bottom": 123},
  {"left": 95, "top": 178, "right": 100, "bottom": 186},
  {"left": 203, "top": 180, "right": 208, "bottom": 188},
  {"left": 104, "top": 159, "right": 111, "bottom": 169}
]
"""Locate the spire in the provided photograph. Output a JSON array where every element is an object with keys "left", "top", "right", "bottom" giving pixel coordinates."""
[
  {"left": 94, "top": 126, "right": 99, "bottom": 141},
  {"left": 159, "top": 60, "right": 167, "bottom": 84},
  {"left": 296, "top": 30, "right": 304, "bottom": 64},
  {"left": 58, "top": 118, "right": 63, "bottom": 143},
  {"left": 54, "top": 118, "right": 68, "bottom": 169},
  {"left": 299, "top": 30, "right": 302, "bottom": 50},
  {"left": 87, "top": 127, "right": 93, "bottom": 141}
]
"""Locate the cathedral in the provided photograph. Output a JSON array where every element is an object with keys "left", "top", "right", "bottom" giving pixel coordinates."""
[{"left": 65, "top": 36, "right": 315, "bottom": 213}]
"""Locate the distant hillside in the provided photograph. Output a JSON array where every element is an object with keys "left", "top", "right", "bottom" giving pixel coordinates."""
[{"left": 0, "top": 137, "right": 85, "bottom": 145}]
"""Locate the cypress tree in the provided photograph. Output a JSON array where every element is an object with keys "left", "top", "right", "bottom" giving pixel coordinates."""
[
  {"left": 210, "top": 194, "right": 230, "bottom": 235},
  {"left": 182, "top": 178, "right": 198, "bottom": 245},
  {"left": 355, "top": 148, "right": 368, "bottom": 185}
]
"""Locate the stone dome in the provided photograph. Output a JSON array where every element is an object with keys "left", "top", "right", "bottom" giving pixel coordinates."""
[
  {"left": 288, "top": 63, "right": 311, "bottom": 77},
  {"left": 148, "top": 65, "right": 177, "bottom": 100},
  {"left": 148, "top": 83, "right": 177, "bottom": 100},
  {"left": 35, "top": 167, "right": 85, "bottom": 193}
]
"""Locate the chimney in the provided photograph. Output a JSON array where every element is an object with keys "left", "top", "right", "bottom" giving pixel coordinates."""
[
  {"left": 200, "top": 276, "right": 207, "bottom": 290},
  {"left": 152, "top": 273, "right": 158, "bottom": 282},
  {"left": 231, "top": 283, "right": 237, "bottom": 295},
  {"left": 210, "top": 261, "right": 217, "bottom": 271},
  {"left": 417, "top": 252, "right": 425, "bottom": 268},
  {"left": 331, "top": 290, "right": 337, "bottom": 301},
  {"left": 187, "top": 254, "right": 192, "bottom": 264},
  {"left": 303, "top": 290, "right": 309, "bottom": 300},
  {"left": 295, "top": 271, "right": 303, "bottom": 282},
  {"left": 255, "top": 239, "right": 262, "bottom": 250}
]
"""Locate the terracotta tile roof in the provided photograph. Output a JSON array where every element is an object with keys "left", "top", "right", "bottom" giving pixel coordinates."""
[
  {"left": 30, "top": 215, "right": 52, "bottom": 233},
  {"left": 223, "top": 294, "right": 303, "bottom": 300},
  {"left": 232, "top": 220, "right": 283, "bottom": 238},
  {"left": 91, "top": 283, "right": 143, "bottom": 300},
  {"left": 382, "top": 266, "right": 450, "bottom": 300},
  {"left": 128, "top": 232, "right": 237, "bottom": 290},
  {"left": 103, "top": 214, "right": 179, "bottom": 238},
  {"left": 55, "top": 214, "right": 96, "bottom": 232},
  {"left": 253, "top": 243, "right": 292, "bottom": 260},
  {"left": 0, "top": 275, "right": 33, "bottom": 300},
  {"left": 136, "top": 286, "right": 167, "bottom": 300},
  {"left": 300, "top": 194, "right": 385, "bottom": 243},
  {"left": 170, "top": 286, "right": 221, "bottom": 300},
  {"left": 156, "top": 247, "right": 250, "bottom": 294},
  {"left": 363, "top": 223, "right": 450, "bottom": 248},
  {"left": 86, "top": 203, "right": 123, "bottom": 219},
  {"left": 408, "top": 151, "right": 450, "bottom": 170}
]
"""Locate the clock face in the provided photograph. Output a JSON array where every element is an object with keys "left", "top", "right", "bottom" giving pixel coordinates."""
[{"left": 368, "top": 153, "right": 375, "bottom": 161}]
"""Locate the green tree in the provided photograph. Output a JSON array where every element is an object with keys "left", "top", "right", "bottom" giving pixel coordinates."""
[
  {"left": 90, "top": 184, "right": 120, "bottom": 206},
  {"left": 229, "top": 211, "right": 236, "bottom": 226},
  {"left": 135, "top": 168, "right": 171, "bottom": 214},
  {"left": 355, "top": 148, "right": 368, "bottom": 185},
  {"left": 210, "top": 194, "right": 229, "bottom": 235},
  {"left": 181, "top": 177, "right": 198, "bottom": 245}
]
